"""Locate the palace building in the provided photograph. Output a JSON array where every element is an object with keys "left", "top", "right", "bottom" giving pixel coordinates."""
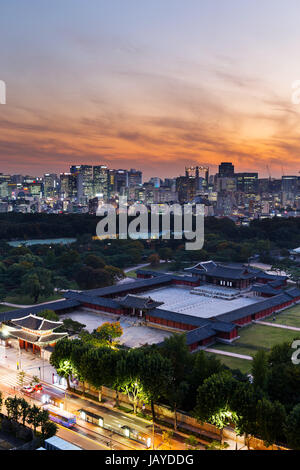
[
  {"left": 0, "top": 261, "right": 298, "bottom": 354},
  {"left": 3, "top": 314, "right": 68, "bottom": 355}
]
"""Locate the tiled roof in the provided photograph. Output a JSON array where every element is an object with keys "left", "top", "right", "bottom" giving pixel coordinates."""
[
  {"left": 9, "top": 328, "right": 68, "bottom": 344},
  {"left": 217, "top": 293, "right": 292, "bottom": 323},
  {"left": 0, "top": 299, "right": 80, "bottom": 323},
  {"left": 64, "top": 291, "right": 120, "bottom": 309},
  {"left": 255, "top": 272, "right": 287, "bottom": 281},
  {"left": 251, "top": 284, "right": 282, "bottom": 295},
  {"left": 285, "top": 287, "right": 300, "bottom": 298},
  {"left": 186, "top": 262, "right": 255, "bottom": 280},
  {"left": 148, "top": 308, "right": 212, "bottom": 328},
  {"left": 185, "top": 327, "right": 216, "bottom": 345},
  {"left": 117, "top": 295, "right": 163, "bottom": 310},
  {"left": 84, "top": 275, "right": 173, "bottom": 297},
  {"left": 10, "top": 314, "right": 63, "bottom": 331}
]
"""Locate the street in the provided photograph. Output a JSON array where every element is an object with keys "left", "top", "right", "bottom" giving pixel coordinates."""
[{"left": 0, "top": 345, "right": 194, "bottom": 450}]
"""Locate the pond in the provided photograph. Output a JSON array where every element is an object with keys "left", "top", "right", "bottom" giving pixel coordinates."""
[{"left": 8, "top": 238, "right": 77, "bottom": 247}]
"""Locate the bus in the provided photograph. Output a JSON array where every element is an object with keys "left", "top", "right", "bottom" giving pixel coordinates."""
[
  {"left": 78, "top": 408, "right": 151, "bottom": 448},
  {"left": 43, "top": 404, "right": 76, "bottom": 428}
]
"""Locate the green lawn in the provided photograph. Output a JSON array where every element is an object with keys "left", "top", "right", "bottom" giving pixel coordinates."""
[
  {"left": 126, "top": 270, "right": 137, "bottom": 278},
  {"left": 207, "top": 323, "right": 300, "bottom": 374},
  {"left": 4, "top": 293, "right": 63, "bottom": 306},
  {"left": 205, "top": 352, "right": 252, "bottom": 374},
  {"left": 263, "top": 304, "right": 300, "bottom": 328},
  {"left": 212, "top": 324, "right": 300, "bottom": 358}
]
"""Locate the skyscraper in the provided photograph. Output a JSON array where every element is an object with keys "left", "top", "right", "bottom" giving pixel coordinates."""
[
  {"left": 93, "top": 165, "right": 109, "bottom": 200},
  {"left": 70, "top": 165, "right": 93, "bottom": 201},
  {"left": 218, "top": 162, "right": 235, "bottom": 178}
]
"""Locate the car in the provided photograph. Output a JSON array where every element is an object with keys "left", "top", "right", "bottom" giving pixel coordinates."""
[
  {"left": 34, "top": 383, "right": 43, "bottom": 392},
  {"left": 22, "top": 385, "right": 34, "bottom": 393}
]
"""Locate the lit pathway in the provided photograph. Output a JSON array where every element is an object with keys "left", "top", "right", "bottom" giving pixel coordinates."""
[
  {"left": 254, "top": 320, "right": 300, "bottom": 331},
  {"left": 205, "top": 348, "right": 253, "bottom": 361}
]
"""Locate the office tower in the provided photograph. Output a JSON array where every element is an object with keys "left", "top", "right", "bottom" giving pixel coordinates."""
[
  {"left": 70, "top": 165, "right": 93, "bottom": 200},
  {"left": 27, "top": 182, "right": 43, "bottom": 197},
  {"left": 236, "top": 173, "right": 258, "bottom": 194},
  {"left": 93, "top": 165, "right": 109, "bottom": 200},
  {"left": 112, "top": 169, "right": 128, "bottom": 195},
  {"left": 218, "top": 162, "right": 235, "bottom": 177},
  {"left": 186, "top": 166, "right": 209, "bottom": 190},
  {"left": 43, "top": 173, "right": 58, "bottom": 198},
  {"left": 176, "top": 175, "right": 196, "bottom": 203},
  {"left": 60, "top": 173, "right": 77, "bottom": 199},
  {"left": 11, "top": 175, "right": 24, "bottom": 185},
  {"left": 216, "top": 177, "right": 237, "bottom": 193},
  {"left": 128, "top": 169, "right": 142, "bottom": 187},
  {"left": 281, "top": 176, "right": 298, "bottom": 195},
  {"left": 149, "top": 177, "right": 161, "bottom": 188}
]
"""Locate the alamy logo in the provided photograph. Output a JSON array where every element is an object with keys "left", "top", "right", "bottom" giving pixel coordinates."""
[
  {"left": 96, "top": 197, "right": 205, "bottom": 251},
  {"left": 0, "top": 80, "right": 6, "bottom": 104},
  {"left": 291, "top": 340, "right": 300, "bottom": 365}
]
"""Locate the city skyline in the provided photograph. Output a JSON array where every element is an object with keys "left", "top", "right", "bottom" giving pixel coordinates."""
[{"left": 1, "top": 1, "right": 300, "bottom": 178}]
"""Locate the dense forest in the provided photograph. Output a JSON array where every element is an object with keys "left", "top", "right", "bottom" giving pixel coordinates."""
[{"left": 0, "top": 214, "right": 299, "bottom": 303}]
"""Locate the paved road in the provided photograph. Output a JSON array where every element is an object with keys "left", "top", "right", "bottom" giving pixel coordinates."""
[
  {"left": 254, "top": 320, "right": 300, "bottom": 331},
  {"left": 206, "top": 348, "right": 253, "bottom": 361}
]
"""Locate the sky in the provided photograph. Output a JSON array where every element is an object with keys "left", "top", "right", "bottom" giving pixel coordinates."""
[{"left": 1, "top": 0, "right": 300, "bottom": 179}]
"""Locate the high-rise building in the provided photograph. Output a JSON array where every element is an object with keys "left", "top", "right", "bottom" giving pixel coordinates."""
[
  {"left": 43, "top": 173, "right": 58, "bottom": 198},
  {"left": 218, "top": 162, "right": 235, "bottom": 178},
  {"left": 70, "top": 165, "right": 93, "bottom": 201},
  {"left": 236, "top": 173, "right": 258, "bottom": 194},
  {"left": 112, "top": 169, "right": 128, "bottom": 195},
  {"left": 60, "top": 173, "right": 77, "bottom": 199},
  {"left": 93, "top": 165, "right": 109, "bottom": 200},
  {"left": 281, "top": 176, "right": 298, "bottom": 195},
  {"left": 128, "top": 169, "right": 142, "bottom": 188},
  {"left": 176, "top": 175, "right": 196, "bottom": 203}
]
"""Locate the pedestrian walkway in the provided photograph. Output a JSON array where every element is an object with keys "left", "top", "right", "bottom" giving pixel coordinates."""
[
  {"left": 254, "top": 320, "right": 300, "bottom": 331},
  {"left": 205, "top": 348, "right": 253, "bottom": 361}
]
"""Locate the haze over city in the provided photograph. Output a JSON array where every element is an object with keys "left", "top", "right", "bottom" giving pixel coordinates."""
[{"left": 1, "top": 0, "right": 300, "bottom": 178}]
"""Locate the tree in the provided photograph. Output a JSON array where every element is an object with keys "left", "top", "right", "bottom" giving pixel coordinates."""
[
  {"left": 194, "top": 371, "right": 237, "bottom": 444},
  {"left": 159, "top": 334, "right": 191, "bottom": 386},
  {"left": 230, "top": 382, "right": 262, "bottom": 449},
  {"left": 117, "top": 349, "right": 148, "bottom": 414},
  {"left": 38, "top": 309, "right": 59, "bottom": 321},
  {"left": 50, "top": 338, "right": 75, "bottom": 389},
  {"left": 41, "top": 420, "right": 57, "bottom": 441},
  {"left": 18, "top": 398, "right": 31, "bottom": 426},
  {"left": 187, "top": 351, "right": 222, "bottom": 410},
  {"left": 27, "top": 405, "right": 42, "bottom": 435},
  {"left": 95, "top": 322, "right": 123, "bottom": 345},
  {"left": 140, "top": 351, "right": 172, "bottom": 421},
  {"left": 20, "top": 273, "right": 42, "bottom": 303},
  {"left": 256, "top": 398, "right": 287, "bottom": 447},
  {"left": 84, "top": 254, "right": 106, "bottom": 269},
  {"left": 17, "top": 370, "right": 26, "bottom": 389},
  {"left": 148, "top": 254, "right": 160, "bottom": 267},
  {"left": 285, "top": 404, "right": 300, "bottom": 450},
  {"left": 0, "top": 391, "right": 2, "bottom": 413},
  {"left": 61, "top": 318, "right": 86, "bottom": 335},
  {"left": 185, "top": 435, "right": 200, "bottom": 450},
  {"left": 252, "top": 350, "right": 269, "bottom": 391},
  {"left": 5, "top": 396, "right": 21, "bottom": 422},
  {"left": 168, "top": 380, "right": 189, "bottom": 431}
]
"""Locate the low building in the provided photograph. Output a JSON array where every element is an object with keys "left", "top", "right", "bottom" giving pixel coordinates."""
[{"left": 3, "top": 314, "right": 68, "bottom": 356}]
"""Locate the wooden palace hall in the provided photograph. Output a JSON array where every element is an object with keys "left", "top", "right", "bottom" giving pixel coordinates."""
[{"left": 6, "top": 314, "right": 68, "bottom": 355}]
